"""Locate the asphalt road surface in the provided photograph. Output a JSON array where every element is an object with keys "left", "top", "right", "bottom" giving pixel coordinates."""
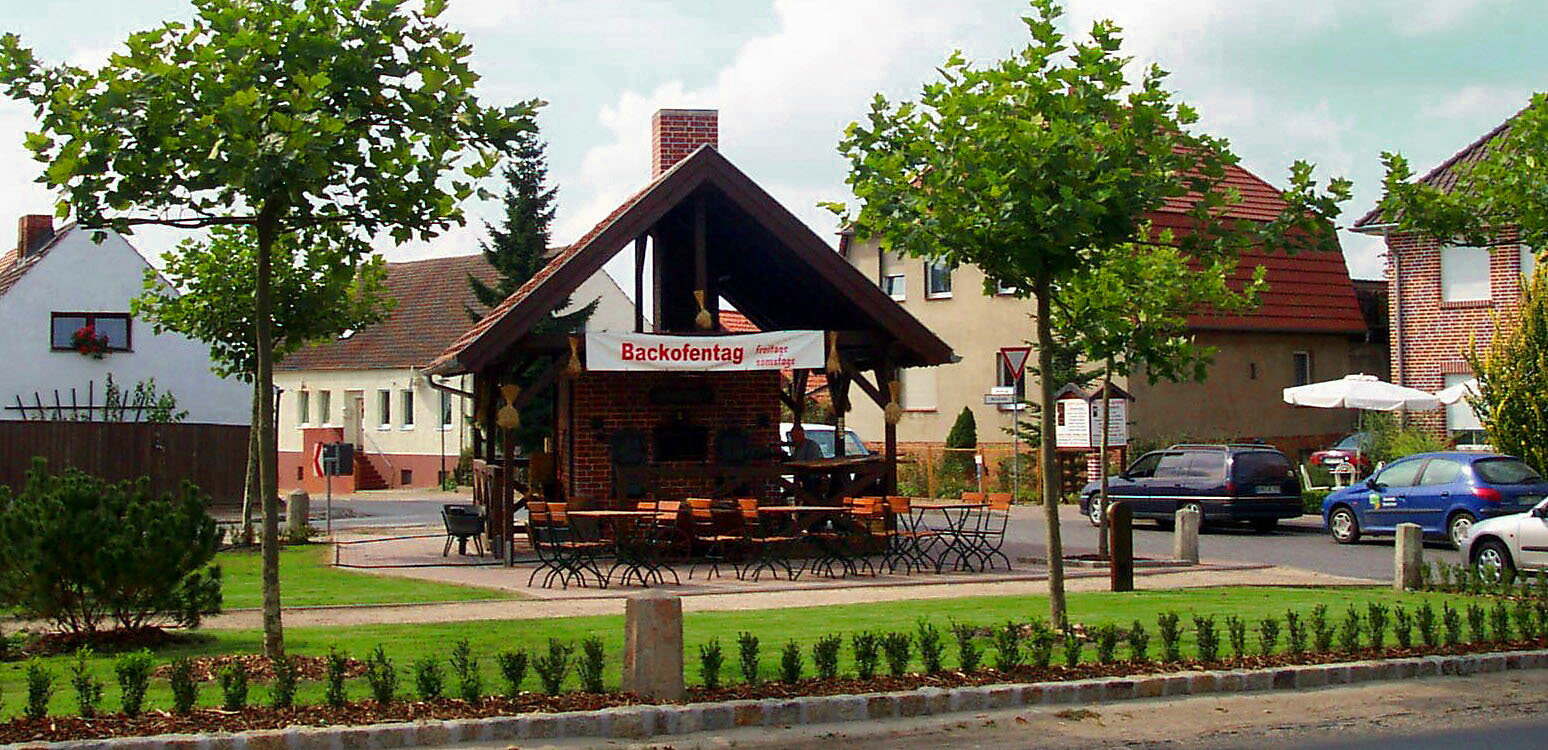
[{"left": 492, "top": 667, "right": 1548, "bottom": 750}]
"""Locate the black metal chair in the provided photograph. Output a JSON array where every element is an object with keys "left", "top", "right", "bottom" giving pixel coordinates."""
[{"left": 441, "top": 504, "right": 485, "bottom": 556}]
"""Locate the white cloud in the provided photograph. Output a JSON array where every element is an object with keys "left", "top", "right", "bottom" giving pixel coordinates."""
[
  {"left": 1392, "top": 0, "right": 1493, "bottom": 36},
  {"left": 1419, "top": 84, "right": 1531, "bottom": 122}
]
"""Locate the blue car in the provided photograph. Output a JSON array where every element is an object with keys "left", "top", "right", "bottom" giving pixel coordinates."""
[{"left": 1322, "top": 451, "right": 1548, "bottom": 548}]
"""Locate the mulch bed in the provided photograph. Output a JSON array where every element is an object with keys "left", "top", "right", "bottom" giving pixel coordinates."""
[
  {"left": 24, "top": 628, "right": 213, "bottom": 659},
  {"left": 4, "top": 637, "right": 1544, "bottom": 745},
  {"left": 149, "top": 654, "right": 369, "bottom": 683}
]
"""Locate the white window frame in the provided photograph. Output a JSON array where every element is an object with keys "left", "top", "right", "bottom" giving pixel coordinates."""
[
  {"left": 317, "top": 390, "right": 332, "bottom": 426},
  {"left": 925, "top": 259, "right": 953, "bottom": 299},
  {"left": 1445, "top": 373, "right": 1484, "bottom": 433},
  {"left": 297, "top": 390, "right": 311, "bottom": 426},
  {"left": 899, "top": 367, "right": 938, "bottom": 412},
  {"left": 400, "top": 389, "right": 415, "bottom": 429},
  {"left": 881, "top": 273, "right": 906, "bottom": 301},
  {"left": 1441, "top": 245, "right": 1491, "bottom": 302},
  {"left": 1292, "top": 351, "right": 1313, "bottom": 387},
  {"left": 439, "top": 390, "right": 455, "bottom": 430},
  {"left": 377, "top": 389, "right": 392, "bottom": 430}
]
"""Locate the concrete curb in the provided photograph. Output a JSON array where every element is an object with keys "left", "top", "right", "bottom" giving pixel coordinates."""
[{"left": 16, "top": 649, "right": 1548, "bottom": 750}]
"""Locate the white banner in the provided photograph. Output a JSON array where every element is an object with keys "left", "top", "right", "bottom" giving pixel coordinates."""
[{"left": 585, "top": 330, "right": 825, "bottom": 372}]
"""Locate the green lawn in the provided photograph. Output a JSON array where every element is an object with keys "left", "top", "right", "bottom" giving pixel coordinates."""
[
  {"left": 0, "top": 586, "right": 1480, "bottom": 718},
  {"left": 218, "top": 545, "right": 515, "bottom": 609}
]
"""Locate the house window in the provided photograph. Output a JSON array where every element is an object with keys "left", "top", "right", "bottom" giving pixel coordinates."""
[
  {"left": 996, "top": 351, "right": 1027, "bottom": 405},
  {"left": 317, "top": 391, "right": 332, "bottom": 425},
  {"left": 899, "top": 367, "right": 937, "bottom": 411},
  {"left": 1523, "top": 246, "right": 1538, "bottom": 280},
  {"left": 400, "top": 389, "right": 414, "bottom": 428},
  {"left": 1445, "top": 373, "right": 1484, "bottom": 435},
  {"left": 1292, "top": 351, "right": 1313, "bottom": 387},
  {"left": 297, "top": 391, "right": 311, "bottom": 426},
  {"left": 439, "top": 390, "right": 454, "bottom": 428},
  {"left": 377, "top": 389, "right": 391, "bottom": 428},
  {"left": 881, "top": 273, "right": 906, "bottom": 301},
  {"left": 925, "top": 260, "right": 952, "bottom": 298},
  {"left": 50, "top": 312, "right": 132, "bottom": 351},
  {"left": 1441, "top": 245, "right": 1491, "bottom": 302},
  {"left": 994, "top": 278, "right": 1018, "bottom": 295}
]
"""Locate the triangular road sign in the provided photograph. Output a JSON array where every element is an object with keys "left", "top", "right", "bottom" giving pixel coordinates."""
[{"left": 999, "top": 346, "right": 1032, "bottom": 381}]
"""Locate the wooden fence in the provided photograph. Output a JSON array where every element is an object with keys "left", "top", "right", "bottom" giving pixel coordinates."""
[{"left": 0, "top": 421, "right": 248, "bottom": 507}]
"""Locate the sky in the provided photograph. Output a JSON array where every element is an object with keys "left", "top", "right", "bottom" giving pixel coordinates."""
[{"left": 3, "top": 0, "right": 1546, "bottom": 284}]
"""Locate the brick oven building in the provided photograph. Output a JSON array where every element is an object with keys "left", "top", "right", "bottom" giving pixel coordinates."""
[
  {"left": 426, "top": 109, "right": 953, "bottom": 554},
  {"left": 1353, "top": 113, "right": 1536, "bottom": 443}
]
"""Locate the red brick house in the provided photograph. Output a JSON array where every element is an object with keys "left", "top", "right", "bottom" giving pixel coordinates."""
[{"left": 1353, "top": 114, "right": 1536, "bottom": 442}]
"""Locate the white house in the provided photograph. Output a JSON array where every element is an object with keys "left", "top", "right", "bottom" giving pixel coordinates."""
[
  {"left": 275, "top": 253, "right": 638, "bottom": 492},
  {"left": 0, "top": 215, "right": 250, "bottom": 424}
]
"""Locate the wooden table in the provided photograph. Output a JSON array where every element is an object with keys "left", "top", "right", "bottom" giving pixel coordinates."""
[
  {"left": 757, "top": 505, "right": 862, "bottom": 577},
  {"left": 785, "top": 456, "right": 886, "bottom": 504}
]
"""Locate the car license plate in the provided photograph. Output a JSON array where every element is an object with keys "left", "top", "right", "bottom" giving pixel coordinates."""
[
  {"left": 1256, "top": 485, "right": 1279, "bottom": 494},
  {"left": 1520, "top": 495, "right": 1542, "bottom": 506}
]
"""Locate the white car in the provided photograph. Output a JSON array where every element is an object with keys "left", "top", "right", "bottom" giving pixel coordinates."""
[
  {"left": 777, "top": 422, "right": 872, "bottom": 458},
  {"left": 1461, "top": 497, "right": 1548, "bottom": 577}
]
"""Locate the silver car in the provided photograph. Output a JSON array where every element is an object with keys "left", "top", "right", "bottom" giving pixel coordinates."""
[{"left": 1461, "top": 497, "right": 1548, "bottom": 577}]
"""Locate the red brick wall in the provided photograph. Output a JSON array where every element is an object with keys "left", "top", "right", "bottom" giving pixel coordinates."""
[
  {"left": 559, "top": 371, "right": 781, "bottom": 501},
  {"left": 651, "top": 109, "right": 718, "bottom": 178},
  {"left": 1387, "top": 229, "right": 1525, "bottom": 436}
]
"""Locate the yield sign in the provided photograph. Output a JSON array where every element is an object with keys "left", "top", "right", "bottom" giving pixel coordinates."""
[{"left": 999, "top": 346, "right": 1032, "bottom": 382}]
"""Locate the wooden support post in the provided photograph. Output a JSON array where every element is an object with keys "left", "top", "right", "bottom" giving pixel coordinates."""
[
  {"left": 1108, "top": 502, "right": 1133, "bottom": 592},
  {"left": 879, "top": 358, "right": 897, "bottom": 495},
  {"left": 831, "top": 374, "right": 850, "bottom": 458},
  {"left": 633, "top": 236, "right": 647, "bottom": 333},
  {"left": 501, "top": 415, "right": 516, "bottom": 566}
]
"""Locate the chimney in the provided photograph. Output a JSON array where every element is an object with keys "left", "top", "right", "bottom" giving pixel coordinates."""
[
  {"left": 16, "top": 214, "right": 55, "bottom": 258},
  {"left": 651, "top": 108, "right": 718, "bottom": 178}
]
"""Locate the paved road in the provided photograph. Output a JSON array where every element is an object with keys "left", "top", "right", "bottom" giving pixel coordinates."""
[
  {"left": 499, "top": 667, "right": 1548, "bottom": 750},
  {"left": 1002, "top": 504, "right": 1463, "bottom": 581}
]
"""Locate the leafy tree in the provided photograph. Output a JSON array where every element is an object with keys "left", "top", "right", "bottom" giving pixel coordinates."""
[
  {"left": 830, "top": 0, "right": 1347, "bottom": 622},
  {"left": 134, "top": 226, "right": 391, "bottom": 539},
  {"left": 2, "top": 0, "right": 537, "bottom": 657},
  {"left": 1055, "top": 236, "right": 1266, "bottom": 553},
  {"left": 468, "top": 129, "right": 596, "bottom": 452},
  {"left": 943, "top": 406, "right": 978, "bottom": 477},
  {"left": 0, "top": 459, "right": 222, "bottom": 634},
  {"left": 1467, "top": 268, "right": 1548, "bottom": 473}
]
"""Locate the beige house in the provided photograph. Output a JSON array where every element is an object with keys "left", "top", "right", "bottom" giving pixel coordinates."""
[
  {"left": 840, "top": 162, "right": 1382, "bottom": 462},
  {"left": 276, "top": 254, "right": 636, "bottom": 491}
]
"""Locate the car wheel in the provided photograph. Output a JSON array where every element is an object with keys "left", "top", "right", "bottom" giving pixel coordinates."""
[
  {"left": 1251, "top": 518, "right": 1278, "bottom": 533},
  {"left": 1328, "top": 506, "right": 1360, "bottom": 544},
  {"left": 1087, "top": 496, "right": 1104, "bottom": 527},
  {"left": 1474, "top": 539, "right": 1516, "bottom": 580},
  {"left": 1448, "top": 512, "right": 1476, "bottom": 550}
]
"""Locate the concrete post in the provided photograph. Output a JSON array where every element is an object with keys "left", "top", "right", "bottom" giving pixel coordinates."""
[
  {"left": 286, "top": 489, "right": 310, "bottom": 542},
  {"left": 622, "top": 590, "right": 684, "bottom": 701},
  {"left": 1395, "top": 522, "right": 1424, "bottom": 591},
  {"left": 1173, "top": 508, "right": 1200, "bottom": 564},
  {"left": 1108, "top": 502, "right": 1133, "bottom": 592}
]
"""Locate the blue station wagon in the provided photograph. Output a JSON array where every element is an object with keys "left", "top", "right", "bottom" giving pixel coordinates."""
[
  {"left": 1080, "top": 444, "right": 1302, "bottom": 532},
  {"left": 1321, "top": 451, "right": 1548, "bottom": 548}
]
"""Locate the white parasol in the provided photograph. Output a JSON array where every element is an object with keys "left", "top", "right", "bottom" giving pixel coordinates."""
[
  {"left": 1436, "top": 377, "right": 1480, "bottom": 406},
  {"left": 1282, "top": 373, "right": 1442, "bottom": 412}
]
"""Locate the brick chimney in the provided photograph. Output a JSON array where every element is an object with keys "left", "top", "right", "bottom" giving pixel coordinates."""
[
  {"left": 16, "top": 214, "right": 54, "bottom": 258},
  {"left": 651, "top": 109, "right": 718, "bottom": 178}
]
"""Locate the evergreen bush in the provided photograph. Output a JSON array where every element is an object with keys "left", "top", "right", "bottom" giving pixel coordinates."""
[
  {"left": 950, "top": 620, "right": 982, "bottom": 673},
  {"left": 737, "top": 631, "right": 760, "bottom": 684},
  {"left": 115, "top": 650, "right": 153, "bottom": 717},
  {"left": 779, "top": 640, "right": 803, "bottom": 684},
  {"left": 70, "top": 648, "right": 103, "bottom": 719},
  {"left": 698, "top": 639, "right": 724, "bottom": 689},
  {"left": 578, "top": 637, "right": 605, "bottom": 693},
  {"left": 365, "top": 645, "right": 397, "bottom": 703},
  {"left": 218, "top": 664, "right": 248, "bottom": 711},
  {"left": 1257, "top": 616, "right": 1280, "bottom": 657},
  {"left": 451, "top": 638, "right": 484, "bottom": 701},
  {"left": 917, "top": 619, "right": 945, "bottom": 674},
  {"left": 1157, "top": 612, "right": 1182, "bottom": 662},
  {"left": 169, "top": 657, "right": 198, "bottom": 714},
  {"left": 25, "top": 661, "right": 54, "bottom": 720},
  {"left": 813, "top": 635, "right": 842, "bottom": 679},
  {"left": 412, "top": 656, "right": 445, "bottom": 700},
  {"left": 532, "top": 639, "right": 572, "bottom": 695},
  {"left": 994, "top": 621, "right": 1024, "bottom": 671},
  {"left": 852, "top": 632, "right": 880, "bottom": 680},
  {"left": 325, "top": 647, "right": 349, "bottom": 708},
  {"left": 1126, "top": 620, "right": 1150, "bottom": 663},
  {"left": 943, "top": 407, "right": 979, "bottom": 477},
  {"left": 497, "top": 649, "right": 528, "bottom": 697},
  {"left": 881, "top": 632, "right": 912, "bottom": 677}
]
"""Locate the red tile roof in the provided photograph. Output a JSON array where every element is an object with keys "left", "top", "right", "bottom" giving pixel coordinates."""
[
  {"left": 716, "top": 309, "right": 759, "bottom": 333},
  {"left": 1353, "top": 108, "right": 1521, "bottom": 227},
  {"left": 1159, "top": 159, "right": 1291, "bottom": 223},
  {"left": 278, "top": 254, "right": 499, "bottom": 371},
  {"left": 0, "top": 226, "right": 71, "bottom": 298}
]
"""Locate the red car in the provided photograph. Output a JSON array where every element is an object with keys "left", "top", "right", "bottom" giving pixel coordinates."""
[{"left": 1309, "top": 433, "right": 1371, "bottom": 471}]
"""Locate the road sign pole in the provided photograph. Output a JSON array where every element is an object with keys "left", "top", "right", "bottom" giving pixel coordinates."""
[{"left": 325, "top": 471, "right": 333, "bottom": 537}]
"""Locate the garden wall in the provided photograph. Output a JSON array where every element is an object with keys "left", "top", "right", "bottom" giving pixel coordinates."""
[{"left": 0, "top": 421, "right": 248, "bottom": 507}]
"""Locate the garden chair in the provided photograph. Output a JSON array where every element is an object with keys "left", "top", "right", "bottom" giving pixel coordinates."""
[
  {"left": 735, "top": 499, "right": 801, "bottom": 581},
  {"left": 963, "top": 492, "right": 1014, "bottom": 571},
  {"left": 686, "top": 498, "right": 741, "bottom": 580},
  {"left": 527, "top": 501, "right": 609, "bottom": 589},
  {"left": 885, "top": 495, "right": 938, "bottom": 573}
]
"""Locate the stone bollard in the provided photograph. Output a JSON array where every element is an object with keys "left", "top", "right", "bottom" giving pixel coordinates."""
[
  {"left": 1395, "top": 522, "right": 1424, "bottom": 591},
  {"left": 1108, "top": 501, "right": 1134, "bottom": 592},
  {"left": 1173, "top": 508, "right": 1200, "bottom": 564},
  {"left": 622, "top": 590, "right": 684, "bottom": 701},
  {"left": 286, "top": 489, "right": 310, "bottom": 541}
]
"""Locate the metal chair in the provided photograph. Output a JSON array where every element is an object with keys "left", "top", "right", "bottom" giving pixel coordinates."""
[
  {"left": 963, "top": 492, "right": 1013, "bottom": 570},
  {"left": 686, "top": 498, "right": 740, "bottom": 580},
  {"left": 736, "top": 499, "right": 800, "bottom": 581},
  {"left": 885, "top": 495, "right": 937, "bottom": 573}
]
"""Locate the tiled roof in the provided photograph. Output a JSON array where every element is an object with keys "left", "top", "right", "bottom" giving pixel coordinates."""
[
  {"left": 0, "top": 226, "right": 72, "bottom": 298},
  {"left": 278, "top": 254, "right": 499, "bottom": 371},
  {"left": 1159, "top": 160, "right": 1291, "bottom": 223},
  {"left": 717, "top": 309, "right": 759, "bottom": 333},
  {"left": 1353, "top": 110, "right": 1519, "bottom": 227}
]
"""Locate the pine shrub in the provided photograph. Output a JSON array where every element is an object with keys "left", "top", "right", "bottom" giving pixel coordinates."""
[
  {"left": 70, "top": 648, "right": 104, "bottom": 719},
  {"left": 1126, "top": 620, "right": 1150, "bottom": 663},
  {"left": 993, "top": 621, "right": 1024, "bottom": 671},
  {"left": 813, "top": 635, "right": 842, "bottom": 680},
  {"left": 169, "top": 657, "right": 198, "bottom": 715},
  {"left": 413, "top": 656, "right": 445, "bottom": 700},
  {"left": 1514, "top": 598, "right": 1536, "bottom": 641},
  {"left": 1366, "top": 603, "right": 1389, "bottom": 651},
  {"left": 1257, "top": 617, "right": 1280, "bottom": 657},
  {"left": 451, "top": 638, "right": 483, "bottom": 701},
  {"left": 218, "top": 663, "right": 248, "bottom": 711},
  {"left": 1337, "top": 606, "right": 1362, "bottom": 652},
  {"left": 497, "top": 649, "right": 528, "bottom": 697},
  {"left": 532, "top": 639, "right": 573, "bottom": 695},
  {"left": 1466, "top": 603, "right": 1487, "bottom": 643},
  {"left": 1157, "top": 612, "right": 1183, "bottom": 662},
  {"left": 1285, "top": 611, "right": 1306, "bottom": 655},
  {"left": 1490, "top": 601, "right": 1511, "bottom": 644},
  {"left": 270, "top": 654, "right": 299, "bottom": 709},
  {"left": 326, "top": 647, "right": 350, "bottom": 708},
  {"left": 25, "top": 661, "right": 54, "bottom": 720},
  {"left": 852, "top": 632, "right": 880, "bottom": 680},
  {"left": 1095, "top": 625, "right": 1120, "bottom": 664},
  {"left": 115, "top": 650, "right": 154, "bottom": 717},
  {"left": 1028, "top": 620, "right": 1055, "bottom": 668},
  {"left": 1417, "top": 602, "right": 1439, "bottom": 647},
  {"left": 1393, "top": 606, "right": 1414, "bottom": 649},
  {"left": 950, "top": 620, "right": 982, "bottom": 673},
  {"left": 779, "top": 640, "right": 803, "bottom": 684},
  {"left": 917, "top": 619, "right": 945, "bottom": 674},
  {"left": 1061, "top": 628, "right": 1083, "bottom": 668},
  {"left": 1193, "top": 615, "right": 1220, "bottom": 662},
  {"left": 738, "top": 631, "right": 761, "bottom": 684},
  {"left": 881, "top": 632, "right": 912, "bottom": 677},
  {"left": 698, "top": 639, "right": 724, "bottom": 689},
  {"left": 1311, "top": 605, "right": 1335, "bottom": 652},
  {"left": 577, "top": 637, "right": 605, "bottom": 693},
  {"left": 1442, "top": 603, "right": 1463, "bottom": 646},
  {"left": 1225, "top": 615, "right": 1247, "bottom": 659},
  {"left": 365, "top": 645, "right": 398, "bottom": 704}
]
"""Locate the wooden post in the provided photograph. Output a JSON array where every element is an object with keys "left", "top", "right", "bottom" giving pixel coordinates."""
[
  {"left": 1108, "top": 501, "right": 1133, "bottom": 592},
  {"left": 633, "top": 236, "right": 647, "bottom": 333}
]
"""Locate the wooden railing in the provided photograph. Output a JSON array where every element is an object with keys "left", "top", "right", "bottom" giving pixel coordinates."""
[{"left": 473, "top": 458, "right": 530, "bottom": 559}]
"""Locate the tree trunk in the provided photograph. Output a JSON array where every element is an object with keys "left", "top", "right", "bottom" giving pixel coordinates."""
[
  {"left": 1097, "top": 358, "right": 1113, "bottom": 558},
  {"left": 1035, "top": 271, "right": 1066, "bottom": 625},
  {"left": 256, "top": 210, "right": 284, "bottom": 659},
  {"left": 241, "top": 391, "right": 258, "bottom": 545}
]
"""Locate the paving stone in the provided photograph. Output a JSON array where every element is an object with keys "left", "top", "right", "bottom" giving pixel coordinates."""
[
  {"left": 1019, "top": 683, "right": 1049, "bottom": 704},
  {"left": 243, "top": 731, "right": 287, "bottom": 750},
  {"left": 700, "top": 704, "right": 735, "bottom": 731},
  {"left": 1481, "top": 654, "right": 1508, "bottom": 673},
  {"left": 1271, "top": 669, "right": 1296, "bottom": 690},
  {"left": 524, "top": 714, "right": 560, "bottom": 739},
  {"left": 986, "top": 686, "right": 1018, "bottom": 709},
  {"left": 1044, "top": 682, "right": 1078, "bottom": 704},
  {"left": 1072, "top": 679, "right": 1104, "bottom": 703},
  {"left": 412, "top": 723, "right": 450, "bottom": 747},
  {"left": 1190, "top": 673, "right": 1218, "bottom": 694},
  {"left": 766, "top": 699, "right": 801, "bottom": 726},
  {"left": 1419, "top": 656, "right": 1445, "bottom": 677},
  {"left": 731, "top": 700, "right": 765, "bottom": 727},
  {"left": 1243, "top": 669, "right": 1275, "bottom": 691},
  {"left": 1134, "top": 676, "right": 1166, "bottom": 698},
  {"left": 948, "top": 686, "right": 986, "bottom": 712},
  {"left": 607, "top": 707, "right": 654, "bottom": 739},
  {"left": 897, "top": 692, "right": 929, "bottom": 717},
  {"left": 1103, "top": 679, "right": 1136, "bottom": 701},
  {"left": 484, "top": 717, "right": 524, "bottom": 741},
  {"left": 1293, "top": 666, "right": 1329, "bottom": 689},
  {"left": 918, "top": 687, "right": 951, "bottom": 714},
  {"left": 829, "top": 696, "right": 869, "bottom": 723},
  {"left": 1218, "top": 671, "right": 1246, "bottom": 692},
  {"left": 866, "top": 694, "right": 898, "bottom": 720},
  {"left": 1161, "top": 675, "right": 1191, "bottom": 696}
]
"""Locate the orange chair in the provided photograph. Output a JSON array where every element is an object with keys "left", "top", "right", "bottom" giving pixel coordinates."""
[
  {"left": 736, "top": 499, "right": 800, "bottom": 581},
  {"left": 963, "top": 493, "right": 1014, "bottom": 570},
  {"left": 885, "top": 495, "right": 938, "bottom": 573},
  {"left": 687, "top": 498, "right": 741, "bottom": 580}
]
